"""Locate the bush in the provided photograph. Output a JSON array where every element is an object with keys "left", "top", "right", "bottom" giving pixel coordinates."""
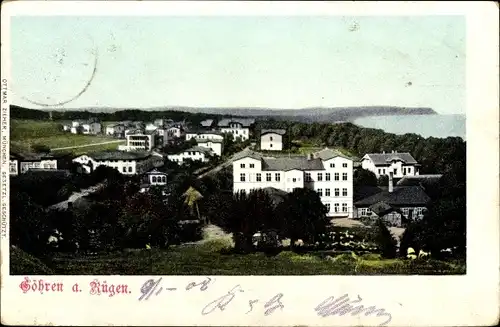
[
  {"left": 174, "top": 222, "right": 203, "bottom": 244},
  {"left": 10, "top": 246, "right": 54, "bottom": 275},
  {"left": 374, "top": 219, "right": 398, "bottom": 258}
]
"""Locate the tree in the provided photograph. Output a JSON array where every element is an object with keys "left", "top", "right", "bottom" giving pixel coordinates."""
[
  {"left": 277, "top": 188, "right": 329, "bottom": 251},
  {"left": 374, "top": 219, "right": 398, "bottom": 258},
  {"left": 182, "top": 186, "right": 203, "bottom": 222},
  {"left": 377, "top": 175, "right": 389, "bottom": 186},
  {"left": 354, "top": 168, "right": 378, "bottom": 187}
]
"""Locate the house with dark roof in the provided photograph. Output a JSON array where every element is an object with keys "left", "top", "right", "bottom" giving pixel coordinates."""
[
  {"left": 196, "top": 138, "right": 224, "bottom": 156},
  {"left": 361, "top": 150, "right": 420, "bottom": 178},
  {"left": 166, "top": 146, "right": 214, "bottom": 165},
  {"left": 72, "top": 151, "right": 163, "bottom": 175},
  {"left": 10, "top": 152, "right": 72, "bottom": 175},
  {"left": 69, "top": 118, "right": 102, "bottom": 135},
  {"left": 260, "top": 129, "right": 287, "bottom": 151},
  {"left": 217, "top": 118, "right": 255, "bottom": 142},
  {"left": 139, "top": 168, "right": 168, "bottom": 193},
  {"left": 232, "top": 147, "right": 355, "bottom": 218},
  {"left": 354, "top": 173, "right": 430, "bottom": 227}
]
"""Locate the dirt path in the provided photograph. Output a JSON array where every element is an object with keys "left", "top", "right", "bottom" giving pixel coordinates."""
[{"left": 51, "top": 140, "right": 124, "bottom": 151}]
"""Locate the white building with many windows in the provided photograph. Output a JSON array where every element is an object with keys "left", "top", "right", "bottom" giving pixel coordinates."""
[
  {"left": 232, "top": 148, "right": 354, "bottom": 218},
  {"left": 167, "top": 146, "right": 214, "bottom": 165},
  {"left": 260, "top": 129, "right": 286, "bottom": 151},
  {"left": 185, "top": 130, "right": 224, "bottom": 142},
  {"left": 361, "top": 151, "right": 420, "bottom": 178},
  {"left": 217, "top": 118, "right": 255, "bottom": 141},
  {"left": 72, "top": 151, "right": 163, "bottom": 175},
  {"left": 119, "top": 130, "right": 156, "bottom": 151},
  {"left": 9, "top": 152, "right": 64, "bottom": 175}
]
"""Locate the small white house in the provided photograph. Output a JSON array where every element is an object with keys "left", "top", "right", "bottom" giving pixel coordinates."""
[
  {"left": 217, "top": 118, "right": 255, "bottom": 142},
  {"left": 260, "top": 129, "right": 286, "bottom": 151},
  {"left": 196, "top": 138, "right": 223, "bottom": 156},
  {"left": 70, "top": 119, "right": 101, "bottom": 135},
  {"left": 166, "top": 126, "right": 183, "bottom": 139},
  {"left": 167, "top": 146, "right": 213, "bottom": 165},
  {"left": 121, "top": 130, "right": 156, "bottom": 152},
  {"left": 361, "top": 151, "right": 420, "bottom": 178},
  {"left": 72, "top": 151, "right": 163, "bottom": 175},
  {"left": 105, "top": 124, "right": 125, "bottom": 136}
]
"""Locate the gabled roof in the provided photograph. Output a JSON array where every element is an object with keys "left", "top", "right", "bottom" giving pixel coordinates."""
[
  {"left": 200, "top": 119, "right": 214, "bottom": 127},
  {"left": 262, "top": 157, "right": 324, "bottom": 171},
  {"left": 144, "top": 168, "right": 167, "bottom": 175},
  {"left": 354, "top": 186, "right": 431, "bottom": 207},
  {"left": 362, "top": 152, "right": 418, "bottom": 165},
  {"left": 260, "top": 129, "right": 286, "bottom": 136},
  {"left": 397, "top": 174, "right": 443, "bottom": 186},
  {"left": 217, "top": 118, "right": 255, "bottom": 127},
  {"left": 232, "top": 149, "right": 263, "bottom": 161},
  {"left": 313, "top": 148, "right": 353, "bottom": 161}
]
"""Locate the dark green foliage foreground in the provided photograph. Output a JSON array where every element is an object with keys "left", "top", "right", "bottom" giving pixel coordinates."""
[{"left": 33, "top": 245, "right": 465, "bottom": 276}]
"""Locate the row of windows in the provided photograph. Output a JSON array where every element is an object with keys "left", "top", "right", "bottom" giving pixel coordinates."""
[
  {"left": 317, "top": 188, "right": 348, "bottom": 197},
  {"left": 240, "top": 163, "right": 255, "bottom": 168},
  {"left": 377, "top": 167, "right": 414, "bottom": 175},
  {"left": 325, "top": 203, "right": 349, "bottom": 213},
  {"left": 122, "top": 166, "right": 134, "bottom": 173},
  {"left": 151, "top": 176, "right": 167, "bottom": 183},
  {"left": 329, "top": 163, "right": 349, "bottom": 168},
  {"left": 240, "top": 172, "right": 280, "bottom": 182},
  {"left": 359, "top": 207, "right": 425, "bottom": 217},
  {"left": 306, "top": 172, "right": 348, "bottom": 181},
  {"left": 226, "top": 129, "right": 248, "bottom": 135}
]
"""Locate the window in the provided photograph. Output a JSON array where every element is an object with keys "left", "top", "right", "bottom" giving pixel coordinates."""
[
  {"left": 366, "top": 208, "right": 372, "bottom": 215},
  {"left": 162, "top": 176, "right": 166, "bottom": 183},
  {"left": 402, "top": 208, "right": 409, "bottom": 217},
  {"left": 393, "top": 168, "right": 397, "bottom": 175},
  {"left": 383, "top": 169, "right": 386, "bottom": 174},
  {"left": 152, "top": 176, "right": 157, "bottom": 183},
  {"left": 270, "top": 144, "right": 273, "bottom": 148},
  {"left": 334, "top": 188, "right": 339, "bottom": 196},
  {"left": 403, "top": 168, "right": 407, "bottom": 175},
  {"left": 266, "top": 173, "right": 272, "bottom": 182},
  {"left": 325, "top": 203, "right": 331, "bottom": 212},
  {"left": 334, "top": 203, "right": 339, "bottom": 212},
  {"left": 334, "top": 173, "right": 339, "bottom": 181},
  {"left": 360, "top": 208, "right": 367, "bottom": 216},
  {"left": 342, "top": 163, "right": 348, "bottom": 168},
  {"left": 292, "top": 178, "right": 297, "bottom": 182},
  {"left": 342, "top": 173, "right": 348, "bottom": 181},
  {"left": 415, "top": 207, "right": 424, "bottom": 216},
  {"left": 249, "top": 163, "right": 255, "bottom": 168},
  {"left": 325, "top": 173, "right": 331, "bottom": 181},
  {"left": 342, "top": 188, "right": 348, "bottom": 196},
  {"left": 256, "top": 173, "right": 262, "bottom": 182},
  {"left": 305, "top": 172, "right": 312, "bottom": 182},
  {"left": 342, "top": 203, "right": 348, "bottom": 212},
  {"left": 270, "top": 136, "right": 273, "bottom": 141},
  {"left": 325, "top": 188, "right": 331, "bottom": 196},
  {"left": 378, "top": 169, "right": 381, "bottom": 174},
  {"left": 275, "top": 173, "right": 281, "bottom": 182},
  {"left": 240, "top": 173, "right": 246, "bottom": 182},
  {"left": 240, "top": 163, "right": 246, "bottom": 168},
  {"left": 317, "top": 188, "right": 323, "bottom": 196},
  {"left": 129, "top": 167, "right": 132, "bottom": 172},
  {"left": 408, "top": 167, "right": 412, "bottom": 174},
  {"left": 317, "top": 173, "right": 323, "bottom": 181},
  {"left": 122, "top": 167, "right": 126, "bottom": 172},
  {"left": 330, "top": 163, "right": 335, "bottom": 168}
]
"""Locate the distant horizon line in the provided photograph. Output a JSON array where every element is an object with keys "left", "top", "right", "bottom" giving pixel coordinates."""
[{"left": 11, "top": 103, "right": 460, "bottom": 114}]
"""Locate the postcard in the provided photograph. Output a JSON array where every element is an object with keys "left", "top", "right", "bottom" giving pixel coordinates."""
[{"left": 1, "top": 1, "right": 499, "bottom": 326}]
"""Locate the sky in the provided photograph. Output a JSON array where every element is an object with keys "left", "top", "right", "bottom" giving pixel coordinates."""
[{"left": 10, "top": 16, "right": 465, "bottom": 114}]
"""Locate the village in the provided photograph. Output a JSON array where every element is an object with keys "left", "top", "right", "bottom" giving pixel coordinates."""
[{"left": 10, "top": 115, "right": 439, "bottom": 229}]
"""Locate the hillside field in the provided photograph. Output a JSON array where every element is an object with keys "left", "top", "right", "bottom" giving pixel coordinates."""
[{"left": 10, "top": 119, "right": 124, "bottom": 154}]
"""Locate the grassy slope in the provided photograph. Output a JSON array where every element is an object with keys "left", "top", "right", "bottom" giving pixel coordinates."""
[
  {"left": 49, "top": 226, "right": 465, "bottom": 275},
  {"left": 10, "top": 119, "right": 124, "bottom": 154}
]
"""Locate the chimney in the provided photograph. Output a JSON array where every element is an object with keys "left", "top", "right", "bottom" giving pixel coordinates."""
[{"left": 388, "top": 172, "right": 394, "bottom": 193}]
